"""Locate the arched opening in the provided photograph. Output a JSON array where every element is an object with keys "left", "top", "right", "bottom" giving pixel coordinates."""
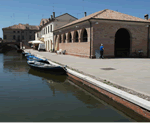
[
  {"left": 82, "top": 29, "right": 87, "bottom": 42},
  {"left": 48, "top": 40, "right": 49, "bottom": 51},
  {"left": 46, "top": 41, "right": 47, "bottom": 51},
  {"left": 59, "top": 35, "right": 61, "bottom": 43},
  {"left": 68, "top": 32, "right": 72, "bottom": 43},
  {"left": 75, "top": 31, "right": 78, "bottom": 42},
  {"left": 47, "top": 41, "right": 48, "bottom": 51},
  {"left": 50, "top": 40, "right": 52, "bottom": 50},
  {"left": 63, "top": 34, "right": 66, "bottom": 43},
  {"left": 55, "top": 35, "right": 57, "bottom": 49},
  {"left": 114, "top": 28, "right": 130, "bottom": 58}
]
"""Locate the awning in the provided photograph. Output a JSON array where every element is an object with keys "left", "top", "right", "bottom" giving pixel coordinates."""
[
  {"left": 40, "top": 38, "right": 44, "bottom": 42},
  {"left": 28, "top": 40, "right": 44, "bottom": 44}
]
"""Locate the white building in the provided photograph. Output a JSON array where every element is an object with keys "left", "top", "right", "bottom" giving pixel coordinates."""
[{"left": 35, "top": 12, "right": 78, "bottom": 51}]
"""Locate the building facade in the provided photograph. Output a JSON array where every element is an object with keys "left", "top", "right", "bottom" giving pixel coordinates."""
[
  {"left": 35, "top": 12, "right": 78, "bottom": 51},
  {"left": 53, "top": 9, "right": 150, "bottom": 58},
  {"left": 2, "top": 23, "right": 39, "bottom": 46}
]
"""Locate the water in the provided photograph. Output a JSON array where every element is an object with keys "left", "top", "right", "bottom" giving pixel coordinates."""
[{"left": 0, "top": 50, "right": 136, "bottom": 122}]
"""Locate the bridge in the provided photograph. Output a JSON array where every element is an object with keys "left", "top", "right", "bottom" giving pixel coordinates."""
[{"left": 2, "top": 42, "right": 21, "bottom": 49}]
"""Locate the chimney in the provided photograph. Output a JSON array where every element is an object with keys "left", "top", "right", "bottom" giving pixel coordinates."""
[
  {"left": 53, "top": 12, "right": 55, "bottom": 18},
  {"left": 51, "top": 15, "right": 53, "bottom": 19},
  {"left": 144, "top": 14, "right": 149, "bottom": 20},
  {"left": 49, "top": 18, "right": 51, "bottom": 21},
  {"left": 42, "top": 21, "right": 44, "bottom": 25},
  {"left": 84, "top": 12, "right": 87, "bottom": 17}
]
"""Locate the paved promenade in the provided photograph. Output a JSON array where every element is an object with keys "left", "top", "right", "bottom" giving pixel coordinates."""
[{"left": 25, "top": 49, "right": 150, "bottom": 98}]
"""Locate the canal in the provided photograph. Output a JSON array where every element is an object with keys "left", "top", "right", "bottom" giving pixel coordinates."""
[{"left": 0, "top": 50, "right": 135, "bottom": 122}]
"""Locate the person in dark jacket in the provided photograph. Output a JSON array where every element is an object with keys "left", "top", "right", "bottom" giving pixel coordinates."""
[{"left": 100, "top": 44, "right": 104, "bottom": 59}]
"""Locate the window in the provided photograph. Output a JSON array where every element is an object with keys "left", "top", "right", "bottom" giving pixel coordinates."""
[
  {"left": 13, "top": 31, "right": 15, "bottom": 33},
  {"left": 18, "top": 31, "right": 19, "bottom": 33},
  {"left": 4, "top": 35, "right": 7, "bottom": 39},
  {"left": 50, "top": 25, "right": 52, "bottom": 32},
  {"left": 18, "top": 36, "right": 20, "bottom": 42},
  {"left": 48, "top": 26, "right": 49, "bottom": 33},
  {"left": 13, "top": 35, "right": 15, "bottom": 40},
  {"left": 46, "top": 27, "right": 47, "bottom": 34},
  {"left": 30, "top": 31, "right": 32, "bottom": 33},
  {"left": 22, "top": 35, "right": 24, "bottom": 40},
  {"left": 22, "top": 31, "right": 24, "bottom": 33},
  {"left": 29, "top": 35, "right": 32, "bottom": 39}
]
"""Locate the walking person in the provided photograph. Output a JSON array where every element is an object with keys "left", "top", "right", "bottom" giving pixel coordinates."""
[{"left": 100, "top": 44, "right": 104, "bottom": 59}]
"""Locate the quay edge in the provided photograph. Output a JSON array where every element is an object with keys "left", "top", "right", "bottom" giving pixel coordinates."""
[{"left": 26, "top": 50, "right": 150, "bottom": 121}]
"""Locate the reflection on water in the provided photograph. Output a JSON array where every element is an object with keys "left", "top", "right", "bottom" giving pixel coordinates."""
[
  {"left": 28, "top": 68, "right": 67, "bottom": 83},
  {"left": 3, "top": 50, "right": 28, "bottom": 74},
  {"left": 0, "top": 50, "right": 136, "bottom": 122}
]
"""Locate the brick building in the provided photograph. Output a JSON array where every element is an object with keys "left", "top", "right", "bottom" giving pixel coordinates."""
[
  {"left": 2, "top": 23, "right": 39, "bottom": 46},
  {"left": 53, "top": 9, "right": 150, "bottom": 58}
]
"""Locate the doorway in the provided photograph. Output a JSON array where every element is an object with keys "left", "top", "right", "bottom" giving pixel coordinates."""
[{"left": 114, "top": 28, "right": 130, "bottom": 57}]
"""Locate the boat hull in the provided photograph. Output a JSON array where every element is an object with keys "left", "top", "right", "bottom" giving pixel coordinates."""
[{"left": 27, "top": 62, "right": 66, "bottom": 75}]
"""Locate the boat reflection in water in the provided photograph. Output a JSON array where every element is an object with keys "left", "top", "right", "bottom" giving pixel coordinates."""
[
  {"left": 28, "top": 68, "right": 67, "bottom": 83},
  {"left": 28, "top": 68, "right": 68, "bottom": 96}
]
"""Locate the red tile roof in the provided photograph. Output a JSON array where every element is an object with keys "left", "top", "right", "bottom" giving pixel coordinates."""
[
  {"left": 3, "top": 23, "right": 39, "bottom": 30},
  {"left": 55, "top": 9, "right": 150, "bottom": 31},
  {"left": 39, "top": 18, "right": 49, "bottom": 26}
]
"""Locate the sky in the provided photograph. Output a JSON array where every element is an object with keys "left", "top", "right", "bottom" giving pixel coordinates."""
[{"left": 0, "top": 0, "right": 150, "bottom": 38}]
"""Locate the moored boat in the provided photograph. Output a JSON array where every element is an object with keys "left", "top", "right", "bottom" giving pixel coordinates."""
[
  {"left": 25, "top": 53, "right": 32, "bottom": 57},
  {"left": 22, "top": 51, "right": 29, "bottom": 55},
  {"left": 27, "top": 61, "right": 67, "bottom": 75},
  {"left": 28, "top": 59, "right": 50, "bottom": 64}
]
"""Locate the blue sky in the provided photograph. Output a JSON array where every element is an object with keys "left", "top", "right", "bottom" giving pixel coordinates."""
[{"left": 0, "top": 0, "right": 150, "bottom": 38}]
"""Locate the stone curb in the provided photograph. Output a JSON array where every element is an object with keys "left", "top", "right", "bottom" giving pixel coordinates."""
[{"left": 26, "top": 50, "right": 150, "bottom": 111}]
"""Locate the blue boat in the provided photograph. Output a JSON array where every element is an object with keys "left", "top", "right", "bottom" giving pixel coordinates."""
[
  {"left": 28, "top": 58, "right": 50, "bottom": 64},
  {"left": 26, "top": 55, "right": 36, "bottom": 59}
]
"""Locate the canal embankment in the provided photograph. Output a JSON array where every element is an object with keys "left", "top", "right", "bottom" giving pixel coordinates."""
[{"left": 25, "top": 49, "right": 150, "bottom": 120}]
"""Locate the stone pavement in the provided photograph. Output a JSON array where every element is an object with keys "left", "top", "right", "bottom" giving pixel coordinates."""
[{"left": 25, "top": 49, "right": 150, "bottom": 98}]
